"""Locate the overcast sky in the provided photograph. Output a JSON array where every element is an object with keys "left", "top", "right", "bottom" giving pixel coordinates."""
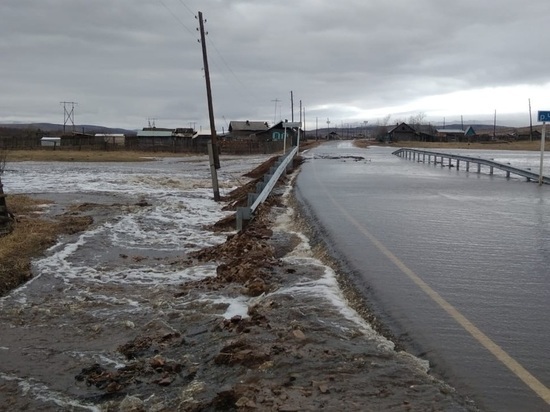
[{"left": 1, "top": 0, "right": 549, "bottom": 131}]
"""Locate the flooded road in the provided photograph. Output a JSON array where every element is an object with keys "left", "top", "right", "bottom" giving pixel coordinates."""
[
  {"left": 295, "top": 142, "right": 550, "bottom": 412},
  {"left": 0, "top": 155, "right": 270, "bottom": 410}
]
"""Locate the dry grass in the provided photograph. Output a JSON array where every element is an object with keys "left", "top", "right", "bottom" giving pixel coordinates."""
[
  {"left": 0, "top": 195, "right": 92, "bottom": 296},
  {"left": 354, "top": 139, "right": 546, "bottom": 151},
  {"left": 4, "top": 149, "right": 194, "bottom": 162}
]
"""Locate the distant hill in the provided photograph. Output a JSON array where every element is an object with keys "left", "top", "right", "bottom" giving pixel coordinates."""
[{"left": 0, "top": 123, "right": 137, "bottom": 136}]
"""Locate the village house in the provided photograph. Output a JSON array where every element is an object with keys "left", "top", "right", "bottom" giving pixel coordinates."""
[
  {"left": 256, "top": 121, "right": 300, "bottom": 144},
  {"left": 516, "top": 130, "right": 542, "bottom": 141},
  {"left": 387, "top": 122, "right": 417, "bottom": 142},
  {"left": 135, "top": 127, "right": 196, "bottom": 151},
  {"left": 228, "top": 121, "right": 270, "bottom": 140},
  {"left": 436, "top": 128, "right": 466, "bottom": 142}
]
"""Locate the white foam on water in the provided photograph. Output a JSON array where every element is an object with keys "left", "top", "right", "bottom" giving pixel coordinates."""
[
  {"left": 177, "top": 293, "right": 251, "bottom": 319},
  {"left": 0, "top": 373, "right": 101, "bottom": 412},
  {"left": 278, "top": 258, "right": 369, "bottom": 328},
  {"left": 107, "top": 195, "right": 228, "bottom": 252},
  {"left": 70, "top": 290, "right": 142, "bottom": 310},
  {"left": 35, "top": 243, "right": 219, "bottom": 286},
  {"left": 220, "top": 296, "right": 250, "bottom": 319},
  {"left": 272, "top": 194, "right": 394, "bottom": 350},
  {"left": 66, "top": 351, "right": 127, "bottom": 369}
]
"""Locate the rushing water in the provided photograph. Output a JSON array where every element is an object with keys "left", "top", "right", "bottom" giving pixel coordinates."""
[{"left": 0, "top": 155, "right": 272, "bottom": 410}]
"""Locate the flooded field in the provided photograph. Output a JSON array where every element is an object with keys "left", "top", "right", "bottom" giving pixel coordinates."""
[{"left": 0, "top": 155, "right": 269, "bottom": 410}]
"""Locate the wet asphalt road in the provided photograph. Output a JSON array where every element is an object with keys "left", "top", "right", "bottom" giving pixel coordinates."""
[{"left": 295, "top": 141, "right": 550, "bottom": 412}]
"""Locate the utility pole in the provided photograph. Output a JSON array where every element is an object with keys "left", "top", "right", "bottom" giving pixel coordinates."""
[
  {"left": 316, "top": 117, "right": 318, "bottom": 140},
  {"left": 60, "top": 101, "right": 77, "bottom": 134},
  {"left": 302, "top": 104, "right": 306, "bottom": 141},
  {"left": 198, "top": 11, "right": 220, "bottom": 200},
  {"left": 493, "top": 110, "right": 497, "bottom": 140},
  {"left": 290, "top": 91, "right": 294, "bottom": 122},
  {"left": 299, "top": 100, "right": 303, "bottom": 148}
]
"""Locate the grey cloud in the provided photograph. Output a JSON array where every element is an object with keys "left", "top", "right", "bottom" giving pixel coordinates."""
[{"left": 1, "top": 0, "right": 549, "bottom": 129}]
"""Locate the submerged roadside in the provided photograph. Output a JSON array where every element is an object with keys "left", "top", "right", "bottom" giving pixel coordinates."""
[{"left": 0, "top": 154, "right": 478, "bottom": 411}]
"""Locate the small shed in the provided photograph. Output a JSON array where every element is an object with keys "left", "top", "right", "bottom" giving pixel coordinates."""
[
  {"left": 95, "top": 133, "right": 125, "bottom": 146},
  {"left": 41, "top": 137, "right": 61, "bottom": 147},
  {"left": 137, "top": 130, "right": 173, "bottom": 138},
  {"left": 436, "top": 129, "right": 465, "bottom": 142}
]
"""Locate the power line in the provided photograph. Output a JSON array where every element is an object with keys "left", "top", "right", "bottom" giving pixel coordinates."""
[
  {"left": 156, "top": 3, "right": 266, "bottom": 119},
  {"left": 158, "top": 0, "right": 195, "bottom": 36},
  {"left": 175, "top": 0, "right": 195, "bottom": 17}
]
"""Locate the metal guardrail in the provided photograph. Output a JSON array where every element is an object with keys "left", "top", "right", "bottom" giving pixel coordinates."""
[
  {"left": 236, "top": 146, "right": 299, "bottom": 231},
  {"left": 393, "top": 148, "right": 550, "bottom": 184}
]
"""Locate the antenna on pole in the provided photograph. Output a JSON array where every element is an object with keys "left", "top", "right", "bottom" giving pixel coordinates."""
[
  {"left": 529, "top": 98, "right": 533, "bottom": 142},
  {"left": 271, "top": 98, "right": 280, "bottom": 125}
]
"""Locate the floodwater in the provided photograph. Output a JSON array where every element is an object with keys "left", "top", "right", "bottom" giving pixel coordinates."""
[
  {"left": 0, "top": 152, "right": 398, "bottom": 411},
  {"left": 0, "top": 155, "right": 272, "bottom": 410},
  {"left": 295, "top": 142, "right": 550, "bottom": 412}
]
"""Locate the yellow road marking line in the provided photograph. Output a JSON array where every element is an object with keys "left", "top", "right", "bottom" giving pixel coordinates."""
[{"left": 312, "top": 159, "right": 550, "bottom": 404}]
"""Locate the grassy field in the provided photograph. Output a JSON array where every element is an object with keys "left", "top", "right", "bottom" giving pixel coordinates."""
[
  {"left": 4, "top": 149, "right": 194, "bottom": 162},
  {"left": 0, "top": 195, "right": 93, "bottom": 296},
  {"left": 355, "top": 139, "right": 546, "bottom": 151}
]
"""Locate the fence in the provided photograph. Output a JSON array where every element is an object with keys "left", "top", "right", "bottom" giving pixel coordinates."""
[{"left": 0, "top": 135, "right": 287, "bottom": 155}]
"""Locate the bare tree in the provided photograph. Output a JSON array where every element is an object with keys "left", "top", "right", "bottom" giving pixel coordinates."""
[
  {"left": 0, "top": 149, "right": 13, "bottom": 236},
  {"left": 373, "top": 114, "right": 392, "bottom": 142},
  {"left": 408, "top": 112, "right": 427, "bottom": 132},
  {"left": 0, "top": 149, "right": 6, "bottom": 175}
]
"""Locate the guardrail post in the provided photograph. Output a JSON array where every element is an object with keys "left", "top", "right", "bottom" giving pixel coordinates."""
[
  {"left": 236, "top": 207, "right": 251, "bottom": 231},
  {"left": 247, "top": 193, "right": 258, "bottom": 206}
]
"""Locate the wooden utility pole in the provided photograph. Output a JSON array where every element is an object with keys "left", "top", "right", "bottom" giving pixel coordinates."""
[
  {"left": 493, "top": 110, "right": 497, "bottom": 140},
  {"left": 0, "top": 181, "right": 11, "bottom": 236},
  {"left": 198, "top": 11, "right": 220, "bottom": 200},
  {"left": 290, "top": 91, "right": 294, "bottom": 122}
]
